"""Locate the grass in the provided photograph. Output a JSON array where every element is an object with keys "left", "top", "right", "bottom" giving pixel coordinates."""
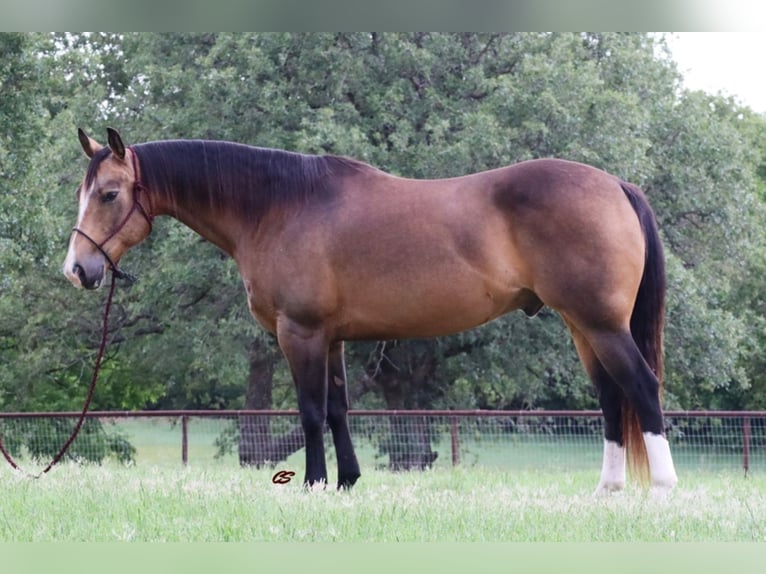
[
  {"left": 1, "top": 462, "right": 764, "bottom": 542},
  {"left": 4, "top": 417, "right": 763, "bottom": 542}
]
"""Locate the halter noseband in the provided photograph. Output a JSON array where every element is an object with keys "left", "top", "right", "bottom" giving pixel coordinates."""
[{"left": 72, "top": 147, "right": 153, "bottom": 283}]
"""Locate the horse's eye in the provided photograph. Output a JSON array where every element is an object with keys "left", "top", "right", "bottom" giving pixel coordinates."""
[{"left": 102, "top": 191, "right": 119, "bottom": 204}]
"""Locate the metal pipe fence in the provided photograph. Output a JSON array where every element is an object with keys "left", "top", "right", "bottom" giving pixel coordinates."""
[{"left": 0, "top": 410, "right": 764, "bottom": 473}]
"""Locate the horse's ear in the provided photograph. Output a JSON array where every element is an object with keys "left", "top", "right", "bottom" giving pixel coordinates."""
[
  {"left": 78, "top": 128, "right": 102, "bottom": 159},
  {"left": 106, "top": 127, "right": 126, "bottom": 160}
]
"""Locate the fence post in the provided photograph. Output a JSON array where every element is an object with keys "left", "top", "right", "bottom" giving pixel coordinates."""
[
  {"left": 450, "top": 416, "right": 460, "bottom": 466},
  {"left": 743, "top": 416, "right": 751, "bottom": 476},
  {"left": 181, "top": 415, "right": 189, "bottom": 466}
]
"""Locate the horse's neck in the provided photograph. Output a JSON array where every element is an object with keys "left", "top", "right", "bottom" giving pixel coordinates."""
[
  {"left": 141, "top": 140, "right": 330, "bottom": 258},
  {"left": 154, "top": 190, "right": 243, "bottom": 257}
]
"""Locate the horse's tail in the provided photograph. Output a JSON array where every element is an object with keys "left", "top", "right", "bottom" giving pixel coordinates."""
[{"left": 620, "top": 181, "right": 666, "bottom": 483}]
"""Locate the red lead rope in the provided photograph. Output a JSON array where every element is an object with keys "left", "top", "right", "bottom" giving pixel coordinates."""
[{"left": 0, "top": 273, "right": 117, "bottom": 478}]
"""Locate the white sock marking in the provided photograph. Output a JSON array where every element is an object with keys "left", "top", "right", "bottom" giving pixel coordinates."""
[
  {"left": 643, "top": 432, "right": 678, "bottom": 492},
  {"left": 594, "top": 439, "right": 625, "bottom": 495}
]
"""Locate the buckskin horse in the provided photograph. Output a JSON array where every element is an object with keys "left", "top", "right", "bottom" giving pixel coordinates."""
[{"left": 63, "top": 128, "right": 678, "bottom": 494}]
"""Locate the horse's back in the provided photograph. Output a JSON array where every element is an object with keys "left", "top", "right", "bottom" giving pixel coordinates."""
[
  {"left": 327, "top": 175, "right": 529, "bottom": 338},
  {"left": 244, "top": 157, "right": 647, "bottom": 341}
]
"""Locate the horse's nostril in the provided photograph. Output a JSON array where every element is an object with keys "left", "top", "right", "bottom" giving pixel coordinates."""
[{"left": 73, "top": 263, "right": 85, "bottom": 284}]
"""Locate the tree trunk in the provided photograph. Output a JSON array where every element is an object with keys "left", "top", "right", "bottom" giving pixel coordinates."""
[{"left": 374, "top": 343, "right": 439, "bottom": 471}]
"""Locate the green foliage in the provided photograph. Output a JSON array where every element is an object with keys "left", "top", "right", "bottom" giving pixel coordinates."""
[{"left": 1, "top": 32, "right": 765, "bottom": 418}]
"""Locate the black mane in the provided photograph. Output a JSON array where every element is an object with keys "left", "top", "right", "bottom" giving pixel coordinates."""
[{"left": 119, "top": 140, "right": 372, "bottom": 218}]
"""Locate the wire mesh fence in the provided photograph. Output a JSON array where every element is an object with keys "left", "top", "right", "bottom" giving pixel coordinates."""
[{"left": 0, "top": 410, "right": 764, "bottom": 474}]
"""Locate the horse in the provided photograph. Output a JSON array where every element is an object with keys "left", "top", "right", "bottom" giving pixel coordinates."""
[{"left": 63, "top": 128, "right": 678, "bottom": 494}]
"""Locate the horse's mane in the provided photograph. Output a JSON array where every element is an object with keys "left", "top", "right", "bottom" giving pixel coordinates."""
[{"left": 91, "top": 140, "right": 373, "bottom": 217}]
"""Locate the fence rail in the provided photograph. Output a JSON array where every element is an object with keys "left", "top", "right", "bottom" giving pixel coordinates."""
[{"left": 1, "top": 410, "right": 764, "bottom": 473}]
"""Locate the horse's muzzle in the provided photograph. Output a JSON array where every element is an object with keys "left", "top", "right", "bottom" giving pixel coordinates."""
[{"left": 65, "top": 259, "right": 105, "bottom": 290}]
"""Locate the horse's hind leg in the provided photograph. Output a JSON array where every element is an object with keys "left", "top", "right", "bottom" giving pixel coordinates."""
[
  {"left": 584, "top": 329, "right": 677, "bottom": 492},
  {"left": 567, "top": 324, "right": 626, "bottom": 494},
  {"left": 326, "top": 341, "right": 361, "bottom": 489}
]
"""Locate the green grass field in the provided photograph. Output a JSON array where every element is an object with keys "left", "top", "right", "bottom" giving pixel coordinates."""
[
  {"left": 2, "top": 461, "right": 764, "bottom": 542},
  {"left": 3, "top": 416, "right": 763, "bottom": 542}
]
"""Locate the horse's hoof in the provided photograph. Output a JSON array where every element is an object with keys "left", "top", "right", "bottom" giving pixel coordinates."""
[
  {"left": 337, "top": 471, "right": 361, "bottom": 490},
  {"left": 593, "top": 480, "right": 625, "bottom": 496}
]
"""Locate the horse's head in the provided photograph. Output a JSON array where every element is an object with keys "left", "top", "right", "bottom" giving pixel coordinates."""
[{"left": 63, "top": 128, "right": 153, "bottom": 289}]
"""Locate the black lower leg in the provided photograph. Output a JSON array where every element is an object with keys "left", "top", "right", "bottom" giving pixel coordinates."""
[
  {"left": 592, "top": 332, "right": 664, "bottom": 435},
  {"left": 327, "top": 342, "right": 361, "bottom": 489},
  {"left": 298, "top": 397, "right": 328, "bottom": 487},
  {"left": 596, "top": 367, "right": 624, "bottom": 445},
  {"left": 278, "top": 325, "right": 330, "bottom": 487}
]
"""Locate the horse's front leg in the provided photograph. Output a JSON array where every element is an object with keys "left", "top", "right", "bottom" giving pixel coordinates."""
[
  {"left": 277, "top": 320, "right": 329, "bottom": 487},
  {"left": 327, "top": 341, "right": 361, "bottom": 489}
]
